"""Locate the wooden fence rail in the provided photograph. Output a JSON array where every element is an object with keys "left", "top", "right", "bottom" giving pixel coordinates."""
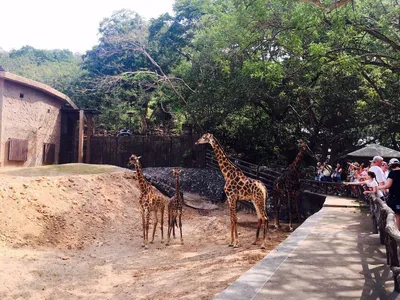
[
  {"left": 87, "top": 135, "right": 206, "bottom": 168},
  {"left": 369, "top": 193, "right": 400, "bottom": 292}
]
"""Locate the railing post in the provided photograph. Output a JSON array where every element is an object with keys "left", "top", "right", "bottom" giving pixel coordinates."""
[{"left": 370, "top": 198, "right": 378, "bottom": 234}]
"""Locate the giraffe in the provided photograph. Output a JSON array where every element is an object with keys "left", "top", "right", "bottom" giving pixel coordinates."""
[
  {"left": 166, "top": 168, "right": 184, "bottom": 246},
  {"left": 273, "top": 140, "right": 313, "bottom": 231},
  {"left": 196, "top": 133, "right": 268, "bottom": 249},
  {"left": 127, "top": 154, "right": 168, "bottom": 249}
]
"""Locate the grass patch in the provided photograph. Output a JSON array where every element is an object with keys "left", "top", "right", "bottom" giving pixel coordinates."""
[{"left": 0, "top": 163, "right": 125, "bottom": 177}]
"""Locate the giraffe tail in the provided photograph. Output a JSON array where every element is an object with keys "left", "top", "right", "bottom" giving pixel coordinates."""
[{"left": 255, "top": 180, "right": 268, "bottom": 220}]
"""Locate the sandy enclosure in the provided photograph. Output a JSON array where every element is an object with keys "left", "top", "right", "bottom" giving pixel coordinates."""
[{"left": 0, "top": 164, "right": 290, "bottom": 300}]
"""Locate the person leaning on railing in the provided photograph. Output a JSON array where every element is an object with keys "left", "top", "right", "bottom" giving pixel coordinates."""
[
  {"left": 377, "top": 158, "right": 400, "bottom": 230},
  {"left": 344, "top": 171, "right": 384, "bottom": 200}
]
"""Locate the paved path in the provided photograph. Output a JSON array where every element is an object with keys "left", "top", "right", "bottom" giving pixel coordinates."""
[{"left": 215, "top": 196, "right": 398, "bottom": 300}]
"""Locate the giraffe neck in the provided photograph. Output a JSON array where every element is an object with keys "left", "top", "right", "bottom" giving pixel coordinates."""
[
  {"left": 289, "top": 149, "right": 305, "bottom": 172},
  {"left": 210, "top": 139, "right": 241, "bottom": 180},
  {"left": 134, "top": 162, "right": 148, "bottom": 193},
  {"left": 175, "top": 175, "right": 181, "bottom": 202}
]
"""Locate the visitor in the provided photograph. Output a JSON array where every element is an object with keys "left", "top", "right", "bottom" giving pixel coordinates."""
[
  {"left": 315, "top": 162, "right": 322, "bottom": 181},
  {"left": 381, "top": 161, "right": 389, "bottom": 179},
  {"left": 321, "top": 161, "right": 332, "bottom": 182},
  {"left": 369, "top": 156, "right": 386, "bottom": 187},
  {"left": 344, "top": 171, "right": 384, "bottom": 200},
  {"left": 347, "top": 162, "right": 357, "bottom": 182},
  {"left": 332, "top": 163, "right": 343, "bottom": 182},
  {"left": 354, "top": 163, "right": 364, "bottom": 182},
  {"left": 378, "top": 158, "right": 400, "bottom": 230}
]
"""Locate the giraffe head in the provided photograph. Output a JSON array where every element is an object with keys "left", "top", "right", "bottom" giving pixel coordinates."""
[
  {"left": 298, "top": 140, "right": 314, "bottom": 157},
  {"left": 127, "top": 154, "right": 142, "bottom": 169},
  {"left": 172, "top": 168, "right": 182, "bottom": 178},
  {"left": 195, "top": 133, "right": 215, "bottom": 146}
]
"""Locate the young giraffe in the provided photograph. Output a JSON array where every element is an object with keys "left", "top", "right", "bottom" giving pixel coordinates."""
[
  {"left": 273, "top": 140, "right": 313, "bottom": 231},
  {"left": 166, "top": 168, "right": 184, "bottom": 246},
  {"left": 127, "top": 154, "right": 168, "bottom": 249},
  {"left": 196, "top": 133, "right": 268, "bottom": 249}
]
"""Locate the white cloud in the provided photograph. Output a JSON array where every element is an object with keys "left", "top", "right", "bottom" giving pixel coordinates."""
[{"left": 0, "top": 0, "right": 175, "bottom": 54}]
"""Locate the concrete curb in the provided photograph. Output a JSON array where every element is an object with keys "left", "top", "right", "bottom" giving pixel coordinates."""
[{"left": 214, "top": 208, "right": 325, "bottom": 300}]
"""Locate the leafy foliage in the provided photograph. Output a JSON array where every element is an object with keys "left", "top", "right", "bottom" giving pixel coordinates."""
[{"left": 1, "top": 0, "right": 399, "bottom": 165}]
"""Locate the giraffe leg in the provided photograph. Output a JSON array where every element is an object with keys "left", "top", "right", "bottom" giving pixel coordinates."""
[
  {"left": 233, "top": 213, "right": 239, "bottom": 248},
  {"left": 160, "top": 207, "right": 164, "bottom": 243},
  {"left": 274, "top": 193, "right": 281, "bottom": 228},
  {"left": 173, "top": 215, "right": 176, "bottom": 238},
  {"left": 295, "top": 191, "right": 302, "bottom": 222},
  {"left": 253, "top": 218, "right": 262, "bottom": 245},
  {"left": 141, "top": 208, "right": 145, "bottom": 247},
  {"left": 166, "top": 209, "right": 171, "bottom": 246},
  {"left": 144, "top": 209, "right": 150, "bottom": 249},
  {"left": 288, "top": 195, "right": 293, "bottom": 232},
  {"left": 261, "top": 217, "right": 268, "bottom": 249},
  {"left": 230, "top": 197, "right": 239, "bottom": 248},
  {"left": 226, "top": 197, "right": 236, "bottom": 247},
  {"left": 179, "top": 211, "right": 183, "bottom": 245},
  {"left": 151, "top": 210, "right": 158, "bottom": 244}
]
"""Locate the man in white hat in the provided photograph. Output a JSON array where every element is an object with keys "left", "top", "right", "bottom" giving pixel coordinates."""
[{"left": 369, "top": 156, "right": 386, "bottom": 187}]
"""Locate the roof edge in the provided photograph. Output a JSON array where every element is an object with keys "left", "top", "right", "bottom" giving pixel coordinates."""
[{"left": 0, "top": 70, "right": 78, "bottom": 109}]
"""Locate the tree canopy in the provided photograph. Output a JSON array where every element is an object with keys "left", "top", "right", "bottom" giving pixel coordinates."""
[{"left": 1, "top": 0, "right": 399, "bottom": 165}]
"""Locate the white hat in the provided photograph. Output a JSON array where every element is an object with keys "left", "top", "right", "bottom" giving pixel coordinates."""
[
  {"left": 371, "top": 156, "right": 384, "bottom": 162},
  {"left": 389, "top": 158, "right": 400, "bottom": 165}
]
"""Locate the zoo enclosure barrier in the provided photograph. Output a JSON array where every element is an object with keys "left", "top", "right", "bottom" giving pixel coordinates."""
[
  {"left": 300, "top": 179, "right": 366, "bottom": 199},
  {"left": 368, "top": 193, "right": 400, "bottom": 292},
  {"left": 85, "top": 134, "right": 207, "bottom": 168}
]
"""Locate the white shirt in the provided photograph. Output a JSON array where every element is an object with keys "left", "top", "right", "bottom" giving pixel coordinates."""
[
  {"left": 366, "top": 179, "right": 384, "bottom": 198},
  {"left": 369, "top": 165, "right": 386, "bottom": 184}
]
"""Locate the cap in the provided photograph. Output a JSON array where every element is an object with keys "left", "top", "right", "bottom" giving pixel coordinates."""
[
  {"left": 389, "top": 158, "right": 400, "bottom": 165},
  {"left": 370, "top": 156, "right": 384, "bottom": 162}
]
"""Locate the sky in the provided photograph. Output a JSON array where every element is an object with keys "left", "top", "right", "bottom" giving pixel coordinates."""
[{"left": 0, "top": 0, "right": 175, "bottom": 54}]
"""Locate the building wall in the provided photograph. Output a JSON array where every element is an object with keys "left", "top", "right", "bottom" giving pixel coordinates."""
[{"left": 1, "top": 81, "right": 62, "bottom": 167}]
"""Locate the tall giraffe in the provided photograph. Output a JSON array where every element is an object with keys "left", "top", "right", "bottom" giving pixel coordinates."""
[
  {"left": 166, "top": 168, "right": 184, "bottom": 246},
  {"left": 196, "top": 133, "right": 268, "bottom": 249},
  {"left": 128, "top": 154, "right": 168, "bottom": 249},
  {"left": 273, "top": 140, "right": 313, "bottom": 231}
]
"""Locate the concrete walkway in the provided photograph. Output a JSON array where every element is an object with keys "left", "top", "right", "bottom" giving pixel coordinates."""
[{"left": 215, "top": 196, "right": 398, "bottom": 300}]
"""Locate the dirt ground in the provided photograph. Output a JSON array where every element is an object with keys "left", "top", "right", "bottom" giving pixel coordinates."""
[{"left": 0, "top": 164, "right": 291, "bottom": 300}]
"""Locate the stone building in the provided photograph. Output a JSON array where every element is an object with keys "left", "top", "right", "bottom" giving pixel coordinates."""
[{"left": 0, "top": 67, "right": 80, "bottom": 167}]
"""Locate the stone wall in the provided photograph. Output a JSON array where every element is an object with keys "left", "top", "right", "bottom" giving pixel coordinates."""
[{"left": 1, "top": 81, "right": 62, "bottom": 167}]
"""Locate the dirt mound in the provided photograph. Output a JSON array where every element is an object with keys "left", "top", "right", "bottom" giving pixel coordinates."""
[{"left": 0, "top": 170, "right": 140, "bottom": 250}]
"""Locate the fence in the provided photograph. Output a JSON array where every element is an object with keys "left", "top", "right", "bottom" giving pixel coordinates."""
[
  {"left": 300, "top": 179, "right": 366, "bottom": 199},
  {"left": 87, "top": 135, "right": 206, "bottom": 168},
  {"left": 368, "top": 193, "right": 400, "bottom": 292}
]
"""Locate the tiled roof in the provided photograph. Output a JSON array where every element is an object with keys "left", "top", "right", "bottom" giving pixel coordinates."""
[{"left": 347, "top": 144, "right": 400, "bottom": 158}]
